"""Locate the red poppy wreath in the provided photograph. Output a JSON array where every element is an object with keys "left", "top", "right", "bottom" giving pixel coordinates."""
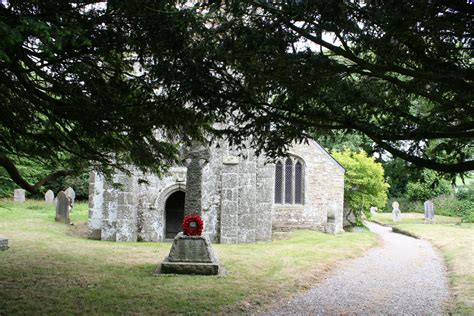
[{"left": 182, "top": 214, "right": 204, "bottom": 236}]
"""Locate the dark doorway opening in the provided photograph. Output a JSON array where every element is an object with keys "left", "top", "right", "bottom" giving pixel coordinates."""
[{"left": 165, "top": 191, "right": 185, "bottom": 239}]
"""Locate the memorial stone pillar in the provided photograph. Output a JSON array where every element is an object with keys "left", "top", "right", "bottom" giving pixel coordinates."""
[{"left": 183, "top": 145, "right": 210, "bottom": 216}]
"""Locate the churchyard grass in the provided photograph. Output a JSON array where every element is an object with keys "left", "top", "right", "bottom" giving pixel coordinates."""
[
  {"left": 0, "top": 200, "right": 378, "bottom": 314},
  {"left": 371, "top": 212, "right": 460, "bottom": 226},
  {"left": 394, "top": 224, "right": 474, "bottom": 315}
]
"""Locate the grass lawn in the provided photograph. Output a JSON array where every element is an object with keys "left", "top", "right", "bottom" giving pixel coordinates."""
[
  {"left": 371, "top": 212, "right": 461, "bottom": 226},
  {"left": 394, "top": 224, "right": 474, "bottom": 315},
  {"left": 0, "top": 200, "right": 378, "bottom": 314}
]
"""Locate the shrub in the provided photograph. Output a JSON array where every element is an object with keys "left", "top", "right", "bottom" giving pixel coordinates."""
[
  {"left": 406, "top": 170, "right": 453, "bottom": 201},
  {"left": 406, "top": 182, "right": 431, "bottom": 202},
  {"left": 453, "top": 200, "right": 474, "bottom": 223},
  {"left": 461, "top": 203, "right": 474, "bottom": 222},
  {"left": 433, "top": 194, "right": 460, "bottom": 217},
  {"left": 332, "top": 150, "right": 389, "bottom": 225},
  {"left": 456, "top": 185, "right": 474, "bottom": 202}
]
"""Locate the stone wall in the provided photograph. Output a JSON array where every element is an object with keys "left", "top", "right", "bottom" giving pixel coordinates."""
[
  {"left": 89, "top": 171, "right": 139, "bottom": 241},
  {"left": 88, "top": 171, "right": 103, "bottom": 240},
  {"left": 255, "top": 156, "right": 273, "bottom": 241},
  {"left": 87, "top": 139, "right": 345, "bottom": 243},
  {"left": 271, "top": 140, "right": 345, "bottom": 233},
  {"left": 219, "top": 145, "right": 273, "bottom": 243},
  {"left": 134, "top": 170, "right": 184, "bottom": 242}
]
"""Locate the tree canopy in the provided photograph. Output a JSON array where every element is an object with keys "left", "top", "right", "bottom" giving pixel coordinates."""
[
  {"left": 0, "top": 0, "right": 214, "bottom": 192},
  {"left": 0, "top": 0, "right": 472, "bottom": 193},
  {"left": 199, "top": 0, "right": 473, "bottom": 173}
]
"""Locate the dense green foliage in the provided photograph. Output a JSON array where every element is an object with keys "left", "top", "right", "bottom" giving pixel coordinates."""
[
  {"left": 0, "top": 158, "right": 89, "bottom": 200},
  {"left": 0, "top": 0, "right": 472, "bottom": 194},
  {"left": 406, "top": 170, "right": 453, "bottom": 201},
  {"left": 383, "top": 158, "right": 424, "bottom": 198},
  {"left": 0, "top": 158, "right": 49, "bottom": 197},
  {"left": 454, "top": 184, "right": 474, "bottom": 222},
  {"left": 332, "top": 150, "right": 389, "bottom": 224}
]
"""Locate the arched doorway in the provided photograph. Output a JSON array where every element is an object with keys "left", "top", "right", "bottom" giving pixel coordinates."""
[{"left": 165, "top": 191, "right": 185, "bottom": 238}]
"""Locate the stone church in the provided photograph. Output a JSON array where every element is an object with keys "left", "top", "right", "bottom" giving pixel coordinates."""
[{"left": 87, "top": 139, "right": 345, "bottom": 243}]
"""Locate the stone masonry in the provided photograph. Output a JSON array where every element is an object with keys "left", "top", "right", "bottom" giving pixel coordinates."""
[
  {"left": 271, "top": 141, "right": 345, "bottom": 233},
  {"left": 88, "top": 139, "right": 345, "bottom": 243}
]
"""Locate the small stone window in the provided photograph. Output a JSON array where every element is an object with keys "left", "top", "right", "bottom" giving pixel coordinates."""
[{"left": 274, "top": 156, "right": 304, "bottom": 205}]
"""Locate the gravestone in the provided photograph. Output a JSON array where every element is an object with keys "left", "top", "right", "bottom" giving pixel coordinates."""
[
  {"left": 13, "top": 189, "right": 25, "bottom": 202},
  {"left": 0, "top": 238, "right": 8, "bottom": 251},
  {"left": 44, "top": 190, "right": 54, "bottom": 203},
  {"left": 424, "top": 200, "right": 435, "bottom": 223},
  {"left": 55, "top": 191, "right": 71, "bottom": 224},
  {"left": 392, "top": 201, "right": 401, "bottom": 222},
  {"left": 370, "top": 206, "right": 378, "bottom": 215},
  {"left": 64, "top": 187, "right": 75, "bottom": 207}
]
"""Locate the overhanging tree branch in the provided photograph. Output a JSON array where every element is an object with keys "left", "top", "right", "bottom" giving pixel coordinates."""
[{"left": 0, "top": 155, "right": 76, "bottom": 193}]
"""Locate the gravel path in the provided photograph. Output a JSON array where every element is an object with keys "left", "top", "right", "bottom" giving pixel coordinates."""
[{"left": 263, "top": 222, "right": 450, "bottom": 315}]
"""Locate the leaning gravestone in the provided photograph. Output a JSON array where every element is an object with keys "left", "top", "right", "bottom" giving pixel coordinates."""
[
  {"left": 424, "top": 200, "right": 435, "bottom": 223},
  {"left": 370, "top": 206, "right": 378, "bottom": 215},
  {"left": 55, "top": 191, "right": 71, "bottom": 224},
  {"left": 44, "top": 190, "right": 54, "bottom": 203},
  {"left": 392, "top": 201, "right": 401, "bottom": 222},
  {"left": 13, "top": 189, "right": 25, "bottom": 202},
  {"left": 64, "top": 187, "right": 75, "bottom": 206},
  {"left": 0, "top": 238, "right": 8, "bottom": 251}
]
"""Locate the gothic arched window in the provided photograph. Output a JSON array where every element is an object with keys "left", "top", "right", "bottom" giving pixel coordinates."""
[{"left": 274, "top": 156, "right": 304, "bottom": 205}]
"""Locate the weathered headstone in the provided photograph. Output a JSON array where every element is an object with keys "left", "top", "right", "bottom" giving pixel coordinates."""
[
  {"left": 424, "top": 200, "right": 435, "bottom": 223},
  {"left": 64, "top": 187, "right": 75, "bottom": 206},
  {"left": 55, "top": 191, "right": 71, "bottom": 224},
  {"left": 392, "top": 201, "right": 401, "bottom": 222},
  {"left": 44, "top": 190, "right": 54, "bottom": 203},
  {"left": 370, "top": 206, "right": 378, "bottom": 215},
  {"left": 0, "top": 238, "right": 8, "bottom": 251},
  {"left": 13, "top": 189, "right": 25, "bottom": 202}
]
